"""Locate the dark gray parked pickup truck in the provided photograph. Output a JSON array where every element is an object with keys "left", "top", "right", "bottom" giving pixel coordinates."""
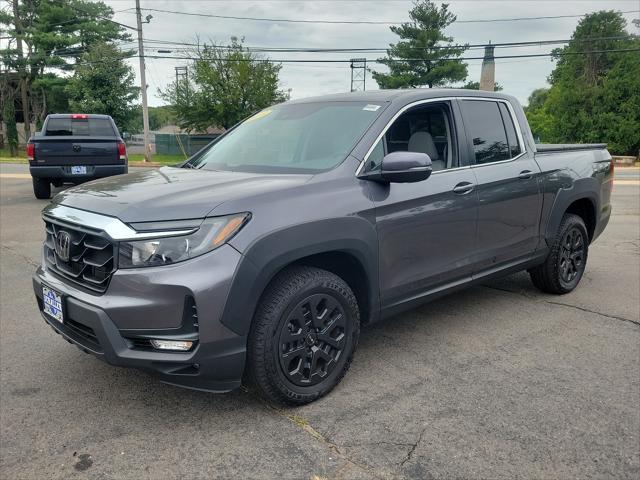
[
  {"left": 32, "top": 90, "right": 613, "bottom": 405},
  {"left": 28, "top": 113, "right": 128, "bottom": 199}
]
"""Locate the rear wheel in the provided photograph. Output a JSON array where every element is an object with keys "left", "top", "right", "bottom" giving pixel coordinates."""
[
  {"left": 32, "top": 177, "right": 51, "bottom": 199},
  {"left": 247, "top": 266, "right": 360, "bottom": 405},
  {"left": 529, "top": 213, "right": 589, "bottom": 294}
]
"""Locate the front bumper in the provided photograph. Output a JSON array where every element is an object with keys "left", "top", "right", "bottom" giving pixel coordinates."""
[
  {"left": 30, "top": 164, "right": 128, "bottom": 180},
  {"left": 32, "top": 244, "right": 247, "bottom": 392}
]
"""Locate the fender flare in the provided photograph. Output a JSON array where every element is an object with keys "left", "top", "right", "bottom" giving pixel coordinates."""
[
  {"left": 544, "top": 176, "right": 600, "bottom": 246},
  {"left": 222, "top": 217, "right": 379, "bottom": 336}
]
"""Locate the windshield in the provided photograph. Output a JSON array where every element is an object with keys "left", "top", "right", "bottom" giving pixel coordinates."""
[{"left": 188, "top": 101, "right": 384, "bottom": 173}]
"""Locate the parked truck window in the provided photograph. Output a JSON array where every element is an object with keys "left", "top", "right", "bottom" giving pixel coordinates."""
[
  {"left": 44, "top": 116, "right": 116, "bottom": 137},
  {"left": 190, "top": 102, "right": 384, "bottom": 173},
  {"left": 460, "top": 100, "right": 519, "bottom": 164},
  {"left": 498, "top": 102, "right": 522, "bottom": 158},
  {"left": 366, "top": 103, "right": 455, "bottom": 172}
]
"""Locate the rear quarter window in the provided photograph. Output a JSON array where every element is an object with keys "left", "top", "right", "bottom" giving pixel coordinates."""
[{"left": 45, "top": 117, "right": 115, "bottom": 136}]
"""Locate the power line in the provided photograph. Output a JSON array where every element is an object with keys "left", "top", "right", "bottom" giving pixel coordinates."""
[
  {"left": 125, "top": 47, "right": 640, "bottom": 64},
  {"left": 137, "top": 7, "right": 640, "bottom": 25},
  {"left": 131, "top": 35, "right": 634, "bottom": 54},
  {"left": 16, "top": 45, "right": 637, "bottom": 67}
]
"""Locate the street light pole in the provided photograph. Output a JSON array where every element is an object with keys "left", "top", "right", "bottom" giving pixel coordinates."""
[{"left": 135, "top": 0, "right": 152, "bottom": 162}]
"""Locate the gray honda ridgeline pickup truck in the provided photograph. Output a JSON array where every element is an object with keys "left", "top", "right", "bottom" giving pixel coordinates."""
[{"left": 33, "top": 90, "right": 613, "bottom": 405}]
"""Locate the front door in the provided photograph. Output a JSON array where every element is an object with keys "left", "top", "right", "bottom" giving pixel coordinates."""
[{"left": 365, "top": 101, "right": 480, "bottom": 310}]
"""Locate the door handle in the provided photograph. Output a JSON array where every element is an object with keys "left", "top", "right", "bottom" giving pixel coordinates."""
[
  {"left": 518, "top": 170, "right": 533, "bottom": 180},
  {"left": 452, "top": 182, "right": 475, "bottom": 194}
]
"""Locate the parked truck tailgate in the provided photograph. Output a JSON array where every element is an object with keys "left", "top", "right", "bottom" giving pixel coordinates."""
[{"left": 33, "top": 137, "right": 120, "bottom": 165}]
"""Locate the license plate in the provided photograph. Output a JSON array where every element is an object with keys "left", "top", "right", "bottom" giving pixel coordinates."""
[
  {"left": 71, "top": 166, "right": 87, "bottom": 175},
  {"left": 42, "top": 285, "right": 64, "bottom": 323}
]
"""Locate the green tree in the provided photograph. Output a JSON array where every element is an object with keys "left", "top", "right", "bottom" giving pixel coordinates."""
[
  {"left": 524, "top": 88, "right": 554, "bottom": 142},
  {"left": 372, "top": 1, "right": 467, "bottom": 89},
  {"left": 0, "top": 0, "right": 130, "bottom": 129},
  {"left": 2, "top": 91, "right": 19, "bottom": 156},
  {"left": 66, "top": 42, "right": 139, "bottom": 130},
  {"left": 126, "top": 105, "right": 176, "bottom": 133},
  {"left": 460, "top": 80, "right": 503, "bottom": 91},
  {"left": 534, "top": 11, "right": 640, "bottom": 155},
  {"left": 160, "top": 37, "right": 287, "bottom": 131}
]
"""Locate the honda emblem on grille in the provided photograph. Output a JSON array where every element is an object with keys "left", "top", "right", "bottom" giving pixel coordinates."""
[{"left": 55, "top": 231, "right": 71, "bottom": 262}]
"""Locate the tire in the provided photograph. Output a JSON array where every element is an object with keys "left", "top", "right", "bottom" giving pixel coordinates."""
[
  {"left": 247, "top": 266, "right": 360, "bottom": 406},
  {"left": 32, "top": 177, "right": 51, "bottom": 199},
  {"left": 529, "top": 213, "right": 589, "bottom": 294}
]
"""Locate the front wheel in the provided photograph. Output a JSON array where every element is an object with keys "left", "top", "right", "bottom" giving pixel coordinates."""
[
  {"left": 247, "top": 266, "right": 360, "bottom": 405},
  {"left": 32, "top": 177, "right": 51, "bottom": 199},
  {"left": 529, "top": 213, "right": 589, "bottom": 294}
]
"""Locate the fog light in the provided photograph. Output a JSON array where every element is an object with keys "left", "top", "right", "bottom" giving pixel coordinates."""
[{"left": 150, "top": 339, "right": 193, "bottom": 351}]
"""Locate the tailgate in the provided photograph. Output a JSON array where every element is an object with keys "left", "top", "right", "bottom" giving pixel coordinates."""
[{"left": 34, "top": 137, "right": 120, "bottom": 165}]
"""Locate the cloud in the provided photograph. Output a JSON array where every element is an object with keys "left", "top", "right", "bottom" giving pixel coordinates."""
[{"left": 109, "top": 0, "right": 638, "bottom": 107}]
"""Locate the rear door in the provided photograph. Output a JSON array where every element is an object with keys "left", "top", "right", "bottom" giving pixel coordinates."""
[
  {"left": 458, "top": 98, "right": 542, "bottom": 273},
  {"left": 37, "top": 116, "right": 119, "bottom": 165}
]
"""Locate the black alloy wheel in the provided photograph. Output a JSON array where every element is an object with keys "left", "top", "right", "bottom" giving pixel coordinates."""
[
  {"left": 559, "top": 227, "right": 585, "bottom": 284},
  {"left": 247, "top": 266, "right": 360, "bottom": 405},
  {"left": 278, "top": 293, "right": 347, "bottom": 387},
  {"left": 529, "top": 213, "right": 589, "bottom": 294}
]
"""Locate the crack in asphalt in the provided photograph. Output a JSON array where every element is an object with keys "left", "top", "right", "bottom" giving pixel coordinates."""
[
  {"left": 1, "top": 243, "right": 40, "bottom": 268},
  {"left": 399, "top": 428, "right": 427, "bottom": 467},
  {"left": 482, "top": 285, "right": 640, "bottom": 327},
  {"left": 241, "top": 387, "right": 387, "bottom": 479}
]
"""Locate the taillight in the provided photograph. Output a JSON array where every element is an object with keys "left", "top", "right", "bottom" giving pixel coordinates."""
[
  {"left": 117, "top": 142, "right": 127, "bottom": 159},
  {"left": 71, "top": 114, "right": 88, "bottom": 119},
  {"left": 26, "top": 143, "right": 35, "bottom": 161}
]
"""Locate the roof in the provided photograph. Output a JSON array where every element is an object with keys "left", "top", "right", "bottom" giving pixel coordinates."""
[{"left": 286, "top": 88, "right": 517, "bottom": 105}]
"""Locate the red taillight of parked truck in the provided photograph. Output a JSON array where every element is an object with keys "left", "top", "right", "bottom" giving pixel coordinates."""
[
  {"left": 26, "top": 143, "right": 35, "bottom": 161},
  {"left": 117, "top": 141, "right": 127, "bottom": 161}
]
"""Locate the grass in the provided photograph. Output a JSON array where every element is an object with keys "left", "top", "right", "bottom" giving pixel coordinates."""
[
  {"left": 127, "top": 153, "right": 186, "bottom": 165},
  {"left": 0, "top": 148, "right": 185, "bottom": 167},
  {"left": 0, "top": 148, "right": 27, "bottom": 163}
]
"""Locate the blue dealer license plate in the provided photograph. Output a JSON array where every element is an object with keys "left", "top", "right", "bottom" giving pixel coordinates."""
[{"left": 43, "top": 285, "right": 64, "bottom": 323}]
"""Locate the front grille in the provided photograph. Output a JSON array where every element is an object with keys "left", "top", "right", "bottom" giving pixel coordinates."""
[{"left": 43, "top": 219, "right": 116, "bottom": 293}]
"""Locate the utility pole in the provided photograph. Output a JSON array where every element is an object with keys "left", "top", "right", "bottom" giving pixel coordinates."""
[{"left": 135, "top": 0, "right": 152, "bottom": 162}]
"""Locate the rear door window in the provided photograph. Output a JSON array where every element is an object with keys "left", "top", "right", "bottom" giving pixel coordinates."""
[
  {"left": 460, "top": 100, "right": 511, "bottom": 164},
  {"left": 45, "top": 117, "right": 115, "bottom": 136}
]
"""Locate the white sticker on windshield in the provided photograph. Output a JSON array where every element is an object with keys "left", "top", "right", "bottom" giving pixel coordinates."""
[{"left": 363, "top": 104, "right": 381, "bottom": 112}]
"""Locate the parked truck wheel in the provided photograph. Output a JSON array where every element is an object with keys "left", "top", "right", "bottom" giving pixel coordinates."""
[
  {"left": 529, "top": 213, "right": 589, "bottom": 294},
  {"left": 32, "top": 177, "right": 51, "bottom": 199},
  {"left": 247, "top": 266, "right": 360, "bottom": 405}
]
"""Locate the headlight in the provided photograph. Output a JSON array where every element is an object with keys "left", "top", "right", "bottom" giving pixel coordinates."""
[{"left": 118, "top": 213, "right": 249, "bottom": 268}]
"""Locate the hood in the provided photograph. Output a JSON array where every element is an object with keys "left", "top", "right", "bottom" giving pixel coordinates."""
[{"left": 54, "top": 167, "right": 313, "bottom": 222}]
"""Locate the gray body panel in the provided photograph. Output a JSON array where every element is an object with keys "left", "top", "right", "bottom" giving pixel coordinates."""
[{"left": 32, "top": 89, "right": 613, "bottom": 392}]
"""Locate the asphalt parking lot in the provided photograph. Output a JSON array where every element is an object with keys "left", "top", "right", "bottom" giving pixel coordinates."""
[{"left": 1, "top": 163, "right": 638, "bottom": 479}]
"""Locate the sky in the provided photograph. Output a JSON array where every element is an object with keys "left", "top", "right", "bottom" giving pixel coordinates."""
[{"left": 104, "top": 0, "right": 640, "bottom": 107}]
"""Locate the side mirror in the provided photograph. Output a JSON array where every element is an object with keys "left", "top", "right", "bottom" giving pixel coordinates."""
[{"left": 359, "top": 151, "right": 432, "bottom": 183}]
